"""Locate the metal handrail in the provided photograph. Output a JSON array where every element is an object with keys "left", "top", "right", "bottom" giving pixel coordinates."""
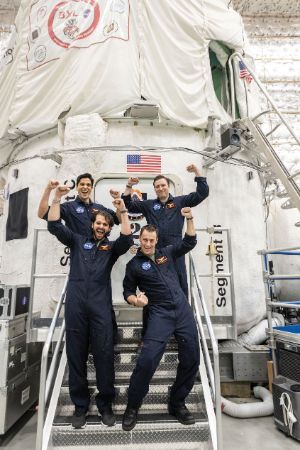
[
  {"left": 35, "top": 276, "right": 68, "bottom": 450},
  {"left": 228, "top": 52, "right": 300, "bottom": 148},
  {"left": 258, "top": 245, "right": 300, "bottom": 254},
  {"left": 189, "top": 253, "right": 222, "bottom": 450}
]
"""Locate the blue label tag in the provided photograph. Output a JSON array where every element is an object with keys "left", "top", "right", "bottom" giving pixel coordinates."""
[
  {"left": 83, "top": 242, "right": 94, "bottom": 250},
  {"left": 153, "top": 203, "right": 161, "bottom": 211},
  {"left": 142, "top": 261, "right": 151, "bottom": 271},
  {"left": 76, "top": 206, "right": 85, "bottom": 214}
]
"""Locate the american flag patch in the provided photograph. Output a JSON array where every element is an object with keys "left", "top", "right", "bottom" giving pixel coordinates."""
[
  {"left": 239, "top": 61, "right": 253, "bottom": 84},
  {"left": 127, "top": 154, "right": 161, "bottom": 173}
]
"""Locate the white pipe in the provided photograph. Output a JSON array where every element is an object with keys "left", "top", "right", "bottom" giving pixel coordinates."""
[
  {"left": 237, "top": 315, "right": 284, "bottom": 346},
  {"left": 221, "top": 386, "right": 274, "bottom": 418}
]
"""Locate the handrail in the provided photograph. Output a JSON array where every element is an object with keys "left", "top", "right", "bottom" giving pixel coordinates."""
[
  {"left": 189, "top": 252, "right": 222, "bottom": 450},
  {"left": 228, "top": 52, "right": 300, "bottom": 148},
  {"left": 35, "top": 276, "right": 68, "bottom": 450},
  {"left": 258, "top": 245, "right": 300, "bottom": 254}
]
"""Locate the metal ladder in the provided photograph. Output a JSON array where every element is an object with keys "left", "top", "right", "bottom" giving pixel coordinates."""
[{"left": 205, "top": 52, "right": 300, "bottom": 226}]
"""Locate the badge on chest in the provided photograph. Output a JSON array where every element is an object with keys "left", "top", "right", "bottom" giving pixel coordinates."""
[
  {"left": 166, "top": 202, "right": 176, "bottom": 209},
  {"left": 83, "top": 242, "right": 94, "bottom": 250},
  {"left": 76, "top": 206, "right": 85, "bottom": 214},
  {"left": 156, "top": 255, "right": 168, "bottom": 265},
  {"left": 99, "top": 244, "right": 111, "bottom": 251},
  {"left": 142, "top": 261, "right": 152, "bottom": 271}
]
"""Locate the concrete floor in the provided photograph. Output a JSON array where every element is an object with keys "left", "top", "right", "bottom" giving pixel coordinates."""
[{"left": 0, "top": 410, "right": 300, "bottom": 450}]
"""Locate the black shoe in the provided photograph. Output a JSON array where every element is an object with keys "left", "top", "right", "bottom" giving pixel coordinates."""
[
  {"left": 168, "top": 404, "right": 195, "bottom": 425},
  {"left": 100, "top": 405, "right": 116, "bottom": 427},
  {"left": 122, "top": 406, "right": 138, "bottom": 431},
  {"left": 71, "top": 408, "right": 87, "bottom": 429}
]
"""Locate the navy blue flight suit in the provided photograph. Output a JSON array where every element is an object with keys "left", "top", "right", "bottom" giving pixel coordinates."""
[
  {"left": 123, "top": 234, "right": 200, "bottom": 410},
  {"left": 44, "top": 196, "right": 120, "bottom": 341},
  {"left": 122, "top": 177, "right": 208, "bottom": 297},
  {"left": 48, "top": 219, "right": 133, "bottom": 412}
]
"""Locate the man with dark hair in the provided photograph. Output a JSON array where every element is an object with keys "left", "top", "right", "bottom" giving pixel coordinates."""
[
  {"left": 38, "top": 173, "right": 120, "bottom": 342},
  {"left": 122, "top": 207, "right": 200, "bottom": 431},
  {"left": 121, "top": 164, "right": 208, "bottom": 297},
  {"left": 47, "top": 186, "right": 133, "bottom": 429},
  {"left": 38, "top": 173, "right": 119, "bottom": 232}
]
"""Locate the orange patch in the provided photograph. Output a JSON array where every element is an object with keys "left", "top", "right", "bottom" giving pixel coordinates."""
[
  {"left": 156, "top": 255, "right": 168, "bottom": 265},
  {"left": 99, "top": 245, "right": 111, "bottom": 251},
  {"left": 166, "top": 202, "right": 176, "bottom": 209}
]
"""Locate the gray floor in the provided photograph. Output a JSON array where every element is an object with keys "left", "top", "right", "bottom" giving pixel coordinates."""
[{"left": 1, "top": 410, "right": 300, "bottom": 450}]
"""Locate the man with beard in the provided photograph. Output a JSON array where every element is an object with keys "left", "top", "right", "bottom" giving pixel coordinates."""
[{"left": 47, "top": 185, "right": 133, "bottom": 429}]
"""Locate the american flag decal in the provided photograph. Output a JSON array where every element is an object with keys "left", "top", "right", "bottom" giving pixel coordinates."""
[
  {"left": 239, "top": 61, "right": 253, "bottom": 84},
  {"left": 127, "top": 154, "right": 161, "bottom": 173}
]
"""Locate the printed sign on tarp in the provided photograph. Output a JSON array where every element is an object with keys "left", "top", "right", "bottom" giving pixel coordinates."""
[{"left": 27, "top": 0, "right": 129, "bottom": 70}]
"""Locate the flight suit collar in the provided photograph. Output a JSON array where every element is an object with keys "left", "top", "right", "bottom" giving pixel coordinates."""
[
  {"left": 155, "top": 194, "right": 174, "bottom": 205},
  {"left": 75, "top": 195, "right": 92, "bottom": 206}
]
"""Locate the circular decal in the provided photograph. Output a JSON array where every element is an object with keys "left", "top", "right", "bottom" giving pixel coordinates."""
[
  {"left": 142, "top": 262, "right": 151, "bottom": 271},
  {"left": 84, "top": 242, "right": 94, "bottom": 250},
  {"left": 34, "top": 45, "right": 46, "bottom": 62},
  {"left": 153, "top": 203, "right": 161, "bottom": 211},
  {"left": 76, "top": 206, "right": 85, "bottom": 213},
  {"left": 48, "top": 0, "right": 100, "bottom": 49}
]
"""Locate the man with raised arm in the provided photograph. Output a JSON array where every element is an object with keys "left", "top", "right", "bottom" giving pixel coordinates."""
[
  {"left": 38, "top": 173, "right": 120, "bottom": 342},
  {"left": 47, "top": 185, "right": 133, "bottom": 429},
  {"left": 121, "top": 164, "right": 208, "bottom": 297},
  {"left": 122, "top": 207, "right": 200, "bottom": 431}
]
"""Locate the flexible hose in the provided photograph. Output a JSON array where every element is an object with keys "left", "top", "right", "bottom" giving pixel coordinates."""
[{"left": 221, "top": 386, "right": 274, "bottom": 418}]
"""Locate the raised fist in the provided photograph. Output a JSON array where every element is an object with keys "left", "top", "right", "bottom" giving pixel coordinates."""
[
  {"left": 110, "top": 188, "right": 121, "bottom": 199},
  {"left": 112, "top": 198, "right": 126, "bottom": 211},
  {"left": 181, "top": 207, "right": 193, "bottom": 219},
  {"left": 127, "top": 176, "right": 139, "bottom": 187},
  {"left": 55, "top": 185, "right": 70, "bottom": 198},
  {"left": 47, "top": 180, "right": 59, "bottom": 190},
  {"left": 186, "top": 164, "right": 201, "bottom": 176}
]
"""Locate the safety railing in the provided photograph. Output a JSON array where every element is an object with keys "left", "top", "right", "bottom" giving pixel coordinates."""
[
  {"left": 28, "top": 228, "right": 68, "bottom": 450},
  {"left": 258, "top": 245, "right": 300, "bottom": 377},
  {"left": 228, "top": 51, "right": 300, "bottom": 149},
  {"left": 189, "top": 252, "right": 222, "bottom": 450},
  {"left": 35, "top": 277, "right": 67, "bottom": 450},
  {"left": 28, "top": 228, "right": 67, "bottom": 345}
]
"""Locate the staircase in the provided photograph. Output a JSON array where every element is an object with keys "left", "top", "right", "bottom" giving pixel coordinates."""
[{"left": 47, "top": 321, "right": 212, "bottom": 450}]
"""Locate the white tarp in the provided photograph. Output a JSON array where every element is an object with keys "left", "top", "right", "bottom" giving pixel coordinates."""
[{"left": 0, "top": 0, "right": 251, "bottom": 138}]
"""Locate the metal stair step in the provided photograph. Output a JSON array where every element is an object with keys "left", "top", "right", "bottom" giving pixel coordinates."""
[
  {"left": 56, "top": 384, "right": 204, "bottom": 415},
  {"left": 51, "top": 413, "right": 210, "bottom": 448},
  {"left": 63, "top": 351, "right": 182, "bottom": 384}
]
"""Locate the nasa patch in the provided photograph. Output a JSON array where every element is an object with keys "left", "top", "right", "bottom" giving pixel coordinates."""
[
  {"left": 142, "top": 262, "right": 151, "bottom": 271},
  {"left": 153, "top": 203, "right": 161, "bottom": 211},
  {"left": 83, "top": 242, "right": 94, "bottom": 250},
  {"left": 76, "top": 207, "right": 85, "bottom": 214}
]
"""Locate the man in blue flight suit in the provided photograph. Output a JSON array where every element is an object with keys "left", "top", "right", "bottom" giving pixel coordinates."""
[
  {"left": 121, "top": 164, "right": 208, "bottom": 297},
  {"left": 122, "top": 207, "right": 200, "bottom": 431},
  {"left": 38, "top": 173, "right": 120, "bottom": 342},
  {"left": 47, "top": 185, "right": 133, "bottom": 429}
]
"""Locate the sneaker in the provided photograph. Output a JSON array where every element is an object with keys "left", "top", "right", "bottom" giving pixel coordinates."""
[
  {"left": 122, "top": 406, "right": 138, "bottom": 431},
  {"left": 168, "top": 404, "right": 195, "bottom": 425},
  {"left": 100, "top": 405, "right": 116, "bottom": 427},
  {"left": 71, "top": 408, "right": 87, "bottom": 429}
]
